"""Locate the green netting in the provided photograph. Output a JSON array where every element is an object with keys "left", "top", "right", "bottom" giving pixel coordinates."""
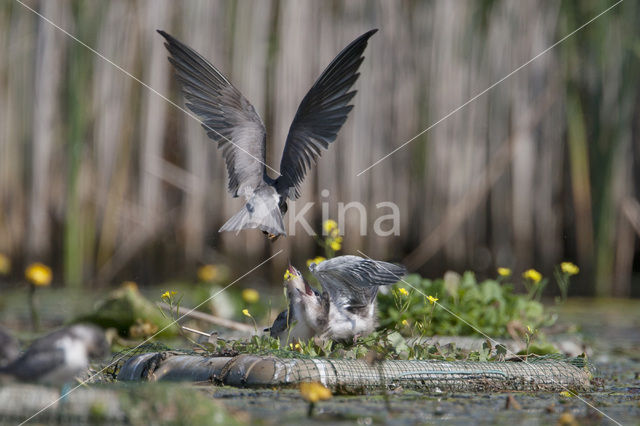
[{"left": 111, "top": 346, "right": 592, "bottom": 394}]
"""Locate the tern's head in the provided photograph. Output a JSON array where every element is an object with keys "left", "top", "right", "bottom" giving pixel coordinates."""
[
  {"left": 283, "top": 263, "right": 325, "bottom": 333},
  {"left": 283, "top": 264, "right": 317, "bottom": 303},
  {"left": 69, "top": 324, "right": 110, "bottom": 359}
]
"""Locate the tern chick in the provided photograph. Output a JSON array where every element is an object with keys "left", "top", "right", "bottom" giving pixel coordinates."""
[
  {"left": 270, "top": 256, "right": 407, "bottom": 344},
  {"left": 0, "top": 324, "right": 109, "bottom": 386},
  {"left": 159, "top": 29, "right": 377, "bottom": 239},
  {"left": 269, "top": 264, "right": 327, "bottom": 344}
]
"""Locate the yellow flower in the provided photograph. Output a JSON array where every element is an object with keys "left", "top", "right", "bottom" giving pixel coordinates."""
[
  {"left": 198, "top": 264, "right": 218, "bottom": 282},
  {"left": 295, "top": 342, "right": 301, "bottom": 349},
  {"left": 559, "top": 391, "right": 573, "bottom": 398},
  {"left": 560, "top": 262, "right": 579, "bottom": 276},
  {"left": 398, "top": 287, "right": 409, "bottom": 296},
  {"left": 306, "top": 256, "right": 327, "bottom": 267},
  {"left": 401, "top": 319, "right": 409, "bottom": 326},
  {"left": 427, "top": 295, "right": 438, "bottom": 305},
  {"left": 0, "top": 253, "right": 10, "bottom": 275},
  {"left": 161, "top": 290, "right": 177, "bottom": 299},
  {"left": 242, "top": 288, "right": 260, "bottom": 304},
  {"left": 242, "top": 309, "right": 252, "bottom": 318},
  {"left": 299, "top": 382, "right": 332, "bottom": 403},
  {"left": 522, "top": 269, "right": 542, "bottom": 284},
  {"left": 284, "top": 269, "right": 293, "bottom": 281},
  {"left": 329, "top": 238, "right": 342, "bottom": 251},
  {"left": 323, "top": 219, "right": 338, "bottom": 234},
  {"left": 25, "top": 263, "right": 52, "bottom": 286},
  {"left": 497, "top": 267, "right": 511, "bottom": 277}
]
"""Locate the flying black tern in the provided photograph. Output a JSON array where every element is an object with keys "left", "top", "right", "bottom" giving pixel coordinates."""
[{"left": 159, "top": 29, "right": 377, "bottom": 239}]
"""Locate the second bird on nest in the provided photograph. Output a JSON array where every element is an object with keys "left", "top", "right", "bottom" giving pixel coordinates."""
[{"left": 269, "top": 255, "right": 407, "bottom": 344}]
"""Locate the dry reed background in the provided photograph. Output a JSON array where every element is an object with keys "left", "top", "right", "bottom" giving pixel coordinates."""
[{"left": 1, "top": 0, "right": 639, "bottom": 296}]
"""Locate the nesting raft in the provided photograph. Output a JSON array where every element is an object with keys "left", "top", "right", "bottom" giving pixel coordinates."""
[{"left": 117, "top": 352, "right": 592, "bottom": 393}]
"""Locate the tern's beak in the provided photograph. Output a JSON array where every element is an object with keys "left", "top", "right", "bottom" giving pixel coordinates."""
[
  {"left": 284, "top": 263, "right": 300, "bottom": 281},
  {"left": 283, "top": 264, "right": 314, "bottom": 296}
]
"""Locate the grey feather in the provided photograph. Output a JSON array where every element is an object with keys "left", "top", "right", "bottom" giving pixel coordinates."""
[
  {"left": 0, "top": 325, "right": 108, "bottom": 385},
  {"left": 309, "top": 255, "right": 406, "bottom": 307},
  {"left": 158, "top": 30, "right": 267, "bottom": 199},
  {"left": 160, "top": 29, "right": 376, "bottom": 236},
  {"left": 276, "top": 29, "right": 377, "bottom": 199},
  {"left": 0, "top": 329, "right": 19, "bottom": 367},
  {"left": 219, "top": 186, "right": 286, "bottom": 235},
  {"left": 268, "top": 310, "right": 289, "bottom": 338}
]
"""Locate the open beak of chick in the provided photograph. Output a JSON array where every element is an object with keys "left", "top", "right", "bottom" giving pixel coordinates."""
[{"left": 284, "top": 263, "right": 314, "bottom": 296}]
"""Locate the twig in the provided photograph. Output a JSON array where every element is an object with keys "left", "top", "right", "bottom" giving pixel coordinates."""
[
  {"left": 157, "top": 302, "right": 254, "bottom": 333},
  {"left": 181, "top": 325, "right": 209, "bottom": 337}
]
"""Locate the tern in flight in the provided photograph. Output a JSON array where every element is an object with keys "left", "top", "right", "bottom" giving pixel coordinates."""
[{"left": 159, "top": 29, "right": 377, "bottom": 240}]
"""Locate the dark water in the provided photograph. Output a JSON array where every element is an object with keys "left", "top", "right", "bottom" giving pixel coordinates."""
[
  {"left": 210, "top": 299, "right": 640, "bottom": 425},
  {"left": 1, "top": 291, "right": 638, "bottom": 425}
]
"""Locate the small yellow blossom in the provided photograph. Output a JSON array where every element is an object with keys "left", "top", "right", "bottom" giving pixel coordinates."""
[
  {"left": 323, "top": 219, "right": 338, "bottom": 234},
  {"left": 299, "top": 382, "right": 332, "bottom": 403},
  {"left": 242, "top": 309, "right": 252, "bottom": 318},
  {"left": 522, "top": 268, "right": 542, "bottom": 284},
  {"left": 401, "top": 319, "right": 409, "bottom": 326},
  {"left": 398, "top": 287, "right": 409, "bottom": 296},
  {"left": 242, "top": 288, "right": 260, "bottom": 304},
  {"left": 284, "top": 269, "right": 294, "bottom": 281},
  {"left": 161, "top": 290, "right": 177, "bottom": 299},
  {"left": 0, "top": 253, "right": 10, "bottom": 275},
  {"left": 560, "top": 262, "right": 579, "bottom": 276},
  {"left": 427, "top": 295, "right": 438, "bottom": 305},
  {"left": 559, "top": 391, "right": 573, "bottom": 398},
  {"left": 329, "top": 237, "right": 342, "bottom": 251},
  {"left": 497, "top": 267, "right": 512, "bottom": 277},
  {"left": 198, "top": 264, "right": 218, "bottom": 282},
  {"left": 25, "top": 263, "right": 52, "bottom": 286},
  {"left": 306, "top": 256, "right": 327, "bottom": 267},
  {"left": 289, "top": 342, "right": 302, "bottom": 351}
]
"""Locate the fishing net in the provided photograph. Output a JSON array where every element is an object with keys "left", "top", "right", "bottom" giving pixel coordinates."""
[{"left": 112, "top": 345, "right": 592, "bottom": 393}]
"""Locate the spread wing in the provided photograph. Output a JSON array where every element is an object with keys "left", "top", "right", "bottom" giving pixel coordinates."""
[
  {"left": 159, "top": 30, "right": 267, "bottom": 198},
  {"left": 275, "top": 29, "right": 377, "bottom": 199},
  {"left": 309, "top": 255, "right": 406, "bottom": 307},
  {"left": 267, "top": 310, "right": 289, "bottom": 338}
]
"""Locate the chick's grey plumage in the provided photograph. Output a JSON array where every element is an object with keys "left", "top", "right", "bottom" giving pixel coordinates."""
[
  {"left": 0, "top": 324, "right": 109, "bottom": 386},
  {"left": 269, "top": 265, "right": 326, "bottom": 344},
  {"left": 159, "top": 29, "right": 377, "bottom": 237},
  {"left": 270, "top": 256, "right": 406, "bottom": 343}
]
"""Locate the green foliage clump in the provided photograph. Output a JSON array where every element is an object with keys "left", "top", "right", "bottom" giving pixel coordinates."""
[
  {"left": 206, "top": 331, "right": 505, "bottom": 362},
  {"left": 378, "top": 271, "right": 555, "bottom": 338}
]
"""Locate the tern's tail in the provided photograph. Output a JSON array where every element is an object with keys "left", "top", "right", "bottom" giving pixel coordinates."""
[{"left": 219, "top": 196, "right": 286, "bottom": 237}]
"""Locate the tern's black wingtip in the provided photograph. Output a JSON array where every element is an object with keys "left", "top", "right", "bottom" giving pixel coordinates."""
[
  {"left": 363, "top": 28, "right": 379, "bottom": 39},
  {"left": 157, "top": 29, "right": 173, "bottom": 42}
]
